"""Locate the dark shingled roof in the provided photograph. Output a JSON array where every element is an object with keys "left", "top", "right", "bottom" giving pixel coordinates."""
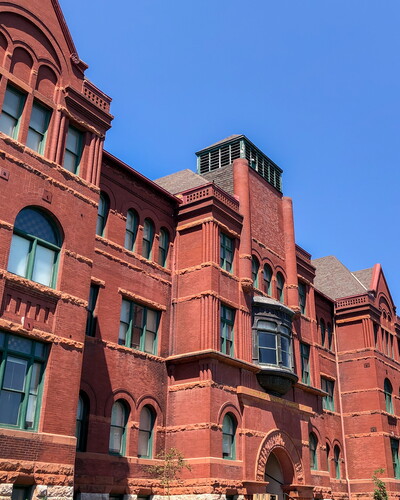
[
  {"left": 154, "top": 169, "right": 206, "bottom": 195},
  {"left": 202, "top": 164, "right": 234, "bottom": 195},
  {"left": 352, "top": 268, "right": 373, "bottom": 289},
  {"left": 312, "top": 255, "right": 371, "bottom": 300}
]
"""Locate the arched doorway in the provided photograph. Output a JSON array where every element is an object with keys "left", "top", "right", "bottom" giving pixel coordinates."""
[{"left": 265, "top": 452, "right": 284, "bottom": 500}]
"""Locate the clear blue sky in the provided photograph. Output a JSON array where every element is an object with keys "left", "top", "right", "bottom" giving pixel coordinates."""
[{"left": 60, "top": 0, "right": 400, "bottom": 307}]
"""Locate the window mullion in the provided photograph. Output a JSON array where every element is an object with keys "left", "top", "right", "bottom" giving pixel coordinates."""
[
  {"left": 26, "top": 238, "right": 37, "bottom": 280},
  {"left": 127, "top": 303, "right": 134, "bottom": 347},
  {"left": 141, "top": 307, "right": 148, "bottom": 351},
  {"left": 20, "top": 358, "right": 33, "bottom": 428}
]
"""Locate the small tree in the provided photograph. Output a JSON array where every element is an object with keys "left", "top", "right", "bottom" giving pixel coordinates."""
[
  {"left": 372, "top": 468, "right": 388, "bottom": 500},
  {"left": 149, "top": 448, "right": 191, "bottom": 500}
]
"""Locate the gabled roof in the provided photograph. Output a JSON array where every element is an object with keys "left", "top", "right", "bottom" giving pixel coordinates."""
[
  {"left": 154, "top": 169, "right": 207, "bottom": 195},
  {"left": 197, "top": 134, "right": 242, "bottom": 152},
  {"left": 312, "top": 256, "right": 370, "bottom": 300}
]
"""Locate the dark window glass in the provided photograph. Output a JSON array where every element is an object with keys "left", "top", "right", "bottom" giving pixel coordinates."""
[
  {"left": 27, "top": 102, "right": 51, "bottom": 154},
  {"left": 384, "top": 378, "right": 394, "bottom": 414},
  {"left": 76, "top": 392, "right": 90, "bottom": 451},
  {"left": 119, "top": 300, "right": 159, "bottom": 355},
  {"left": 391, "top": 438, "right": 400, "bottom": 479},
  {"left": 309, "top": 433, "right": 318, "bottom": 470},
  {"left": 109, "top": 401, "right": 128, "bottom": 455},
  {"left": 138, "top": 406, "right": 155, "bottom": 458},
  {"left": 0, "top": 86, "right": 25, "bottom": 139},
  {"left": 220, "top": 233, "right": 233, "bottom": 272},
  {"left": 142, "top": 219, "right": 154, "bottom": 259},
  {"left": 298, "top": 282, "right": 306, "bottom": 314},
  {"left": 96, "top": 193, "right": 109, "bottom": 237},
  {"left": 64, "top": 125, "right": 83, "bottom": 173},
  {"left": 256, "top": 320, "right": 292, "bottom": 369},
  {"left": 8, "top": 207, "right": 61, "bottom": 288},
  {"left": 263, "top": 264, "right": 272, "bottom": 295},
  {"left": 222, "top": 413, "right": 236, "bottom": 459},
  {"left": 85, "top": 285, "right": 99, "bottom": 337},
  {"left": 252, "top": 256, "right": 259, "bottom": 288},
  {"left": 220, "top": 305, "right": 234, "bottom": 356},
  {"left": 158, "top": 228, "right": 169, "bottom": 267},
  {"left": 320, "top": 319, "right": 326, "bottom": 347},
  {"left": 124, "top": 210, "right": 138, "bottom": 251},
  {"left": 300, "top": 343, "right": 310, "bottom": 385},
  {"left": 321, "top": 377, "right": 335, "bottom": 411},
  {"left": 276, "top": 272, "right": 285, "bottom": 303},
  {"left": 334, "top": 445, "right": 341, "bottom": 479},
  {"left": 0, "top": 332, "right": 46, "bottom": 430}
]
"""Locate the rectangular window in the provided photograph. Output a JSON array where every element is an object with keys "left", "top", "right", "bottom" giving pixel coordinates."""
[
  {"left": 12, "top": 486, "right": 31, "bottom": 500},
  {"left": 63, "top": 125, "right": 83, "bottom": 173},
  {"left": 220, "top": 233, "right": 233, "bottom": 272},
  {"left": 391, "top": 438, "right": 400, "bottom": 479},
  {"left": 0, "top": 332, "right": 46, "bottom": 430},
  {"left": 321, "top": 377, "right": 335, "bottom": 411},
  {"left": 298, "top": 282, "right": 306, "bottom": 315},
  {"left": 85, "top": 284, "right": 100, "bottom": 337},
  {"left": 220, "top": 305, "right": 234, "bottom": 356},
  {"left": 119, "top": 300, "right": 159, "bottom": 355},
  {"left": 300, "top": 343, "right": 310, "bottom": 385},
  {"left": 0, "top": 86, "right": 25, "bottom": 139},
  {"left": 27, "top": 102, "right": 51, "bottom": 154}
]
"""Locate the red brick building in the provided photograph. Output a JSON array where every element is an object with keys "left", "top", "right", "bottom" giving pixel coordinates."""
[{"left": 0, "top": 2, "right": 399, "bottom": 500}]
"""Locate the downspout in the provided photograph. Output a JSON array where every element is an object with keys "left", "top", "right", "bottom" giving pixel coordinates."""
[{"left": 334, "top": 315, "right": 352, "bottom": 500}]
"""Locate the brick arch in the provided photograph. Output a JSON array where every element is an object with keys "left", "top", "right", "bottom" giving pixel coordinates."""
[{"left": 256, "top": 429, "right": 304, "bottom": 484}]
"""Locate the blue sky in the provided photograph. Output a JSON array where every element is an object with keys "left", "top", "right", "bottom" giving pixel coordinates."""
[{"left": 60, "top": 0, "right": 400, "bottom": 306}]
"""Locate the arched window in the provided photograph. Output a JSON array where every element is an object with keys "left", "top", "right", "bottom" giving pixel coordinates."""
[
  {"left": 109, "top": 400, "right": 128, "bottom": 455},
  {"left": 158, "top": 228, "right": 169, "bottom": 267},
  {"left": 8, "top": 207, "right": 61, "bottom": 288},
  {"left": 384, "top": 378, "right": 394, "bottom": 414},
  {"left": 0, "top": 85, "right": 25, "bottom": 139},
  {"left": 276, "top": 272, "right": 285, "bottom": 303},
  {"left": 334, "top": 445, "right": 341, "bottom": 479},
  {"left": 252, "top": 256, "right": 259, "bottom": 288},
  {"left": 142, "top": 219, "right": 154, "bottom": 259},
  {"left": 76, "top": 392, "right": 89, "bottom": 452},
  {"left": 320, "top": 319, "right": 326, "bottom": 347},
  {"left": 96, "top": 193, "right": 109, "bottom": 237},
  {"left": 326, "top": 443, "right": 330, "bottom": 473},
  {"left": 309, "top": 432, "right": 318, "bottom": 470},
  {"left": 138, "top": 405, "right": 155, "bottom": 458},
  {"left": 222, "top": 413, "right": 236, "bottom": 460},
  {"left": 327, "top": 322, "right": 333, "bottom": 350},
  {"left": 124, "top": 209, "right": 138, "bottom": 251},
  {"left": 263, "top": 264, "right": 272, "bottom": 295}
]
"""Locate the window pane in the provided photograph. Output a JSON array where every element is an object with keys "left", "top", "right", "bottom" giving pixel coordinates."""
[
  {"left": 25, "top": 394, "right": 37, "bottom": 428},
  {"left": 223, "top": 434, "right": 232, "bottom": 455},
  {"left": 0, "top": 332, "right": 4, "bottom": 348},
  {"left": 144, "top": 331, "right": 156, "bottom": 353},
  {"left": 258, "top": 320, "right": 276, "bottom": 331},
  {"left": 111, "top": 402, "right": 125, "bottom": 426},
  {"left": 32, "top": 244, "right": 55, "bottom": 286},
  {"left": 138, "top": 429, "right": 150, "bottom": 457},
  {"left": 258, "top": 332, "right": 276, "bottom": 348},
  {"left": 14, "top": 208, "right": 58, "bottom": 245},
  {"left": 146, "top": 309, "right": 158, "bottom": 332},
  {"left": 8, "top": 234, "right": 30, "bottom": 277},
  {"left": 2, "top": 88, "right": 23, "bottom": 116},
  {"left": 63, "top": 150, "right": 77, "bottom": 173},
  {"left": 8, "top": 335, "right": 32, "bottom": 355},
  {"left": 0, "top": 113, "right": 17, "bottom": 136},
  {"left": 120, "top": 300, "right": 131, "bottom": 323},
  {"left": 66, "top": 127, "right": 81, "bottom": 154},
  {"left": 109, "top": 426, "right": 123, "bottom": 454},
  {"left": 30, "top": 104, "right": 48, "bottom": 133},
  {"left": 3, "top": 356, "right": 27, "bottom": 391},
  {"left": 34, "top": 342, "right": 46, "bottom": 359},
  {"left": 140, "top": 407, "right": 151, "bottom": 431},
  {"left": 26, "top": 129, "right": 42, "bottom": 152},
  {"left": 0, "top": 390, "right": 22, "bottom": 425},
  {"left": 259, "top": 348, "right": 277, "bottom": 364}
]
